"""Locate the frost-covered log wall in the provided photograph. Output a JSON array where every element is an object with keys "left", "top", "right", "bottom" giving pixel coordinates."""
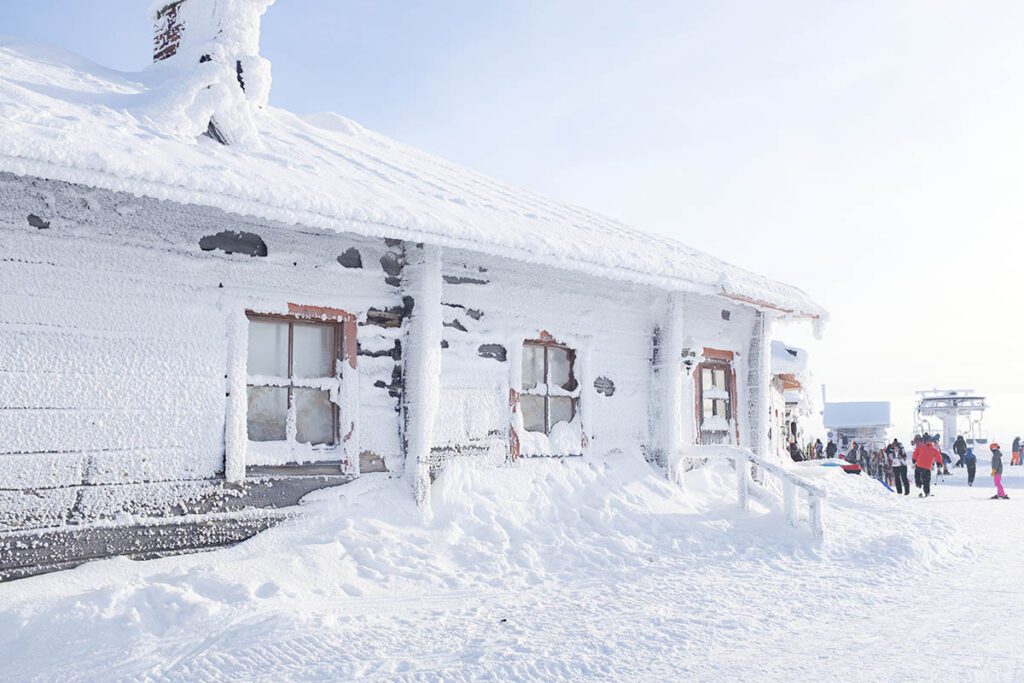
[
  {"left": 433, "top": 248, "right": 661, "bottom": 468},
  {"left": 0, "top": 172, "right": 404, "bottom": 530},
  {"left": 0, "top": 170, "right": 788, "bottom": 532}
]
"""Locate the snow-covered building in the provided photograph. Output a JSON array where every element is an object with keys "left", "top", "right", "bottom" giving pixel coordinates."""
[
  {"left": 769, "top": 341, "right": 819, "bottom": 459},
  {"left": 823, "top": 402, "right": 891, "bottom": 451},
  {"left": 0, "top": 1, "right": 825, "bottom": 572}
]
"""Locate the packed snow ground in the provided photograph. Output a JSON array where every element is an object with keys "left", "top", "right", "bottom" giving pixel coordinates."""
[{"left": 1, "top": 451, "right": 1022, "bottom": 682}]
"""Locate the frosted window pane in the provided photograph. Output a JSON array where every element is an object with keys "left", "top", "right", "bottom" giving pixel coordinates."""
[
  {"left": 247, "top": 386, "right": 287, "bottom": 441},
  {"left": 522, "top": 344, "right": 544, "bottom": 391},
  {"left": 715, "top": 399, "right": 728, "bottom": 418},
  {"left": 293, "top": 323, "right": 335, "bottom": 379},
  {"left": 521, "top": 394, "right": 546, "bottom": 433},
  {"left": 714, "top": 368, "right": 727, "bottom": 388},
  {"left": 550, "top": 396, "right": 575, "bottom": 427},
  {"left": 248, "top": 320, "right": 288, "bottom": 377},
  {"left": 549, "top": 347, "right": 576, "bottom": 391},
  {"left": 703, "top": 398, "right": 714, "bottom": 418},
  {"left": 295, "top": 388, "right": 335, "bottom": 445},
  {"left": 702, "top": 368, "right": 713, "bottom": 390}
]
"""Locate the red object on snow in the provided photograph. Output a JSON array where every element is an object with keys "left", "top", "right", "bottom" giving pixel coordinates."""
[{"left": 912, "top": 442, "right": 943, "bottom": 469}]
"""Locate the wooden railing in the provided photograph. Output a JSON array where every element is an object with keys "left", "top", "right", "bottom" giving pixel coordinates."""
[{"left": 676, "top": 445, "right": 826, "bottom": 540}]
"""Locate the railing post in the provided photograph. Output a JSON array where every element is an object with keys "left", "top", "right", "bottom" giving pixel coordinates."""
[
  {"left": 809, "top": 494, "right": 824, "bottom": 541},
  {"left": 783, "top": 480, "right": 797, "bottom": 527},
  {"left": 689, "top": 444, "right": 825, "bottom": 540},
  {"left": 737, "top": 454, "right": 750, "bottom": 512}
]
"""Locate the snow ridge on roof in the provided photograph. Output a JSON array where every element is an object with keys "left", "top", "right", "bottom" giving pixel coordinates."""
[{"left": 0, "top": 37, "right": 825, "bottom": 319}]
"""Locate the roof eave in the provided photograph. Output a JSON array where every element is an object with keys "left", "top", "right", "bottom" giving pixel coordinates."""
[{"left": 720, "top": 291, "right": 824, "bottom": 321}]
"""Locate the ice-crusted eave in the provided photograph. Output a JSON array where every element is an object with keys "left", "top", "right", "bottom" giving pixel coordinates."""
[{"left": 0, "top": 148, "right": 826, "bottom": 323}]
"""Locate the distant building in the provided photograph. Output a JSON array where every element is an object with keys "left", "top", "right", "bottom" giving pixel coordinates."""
[
  {"left": 823, "top": 402, "right": 891, "bottom": 451},
  {"left": 769, "top": 341, "right": 817, "bottom": 459}
]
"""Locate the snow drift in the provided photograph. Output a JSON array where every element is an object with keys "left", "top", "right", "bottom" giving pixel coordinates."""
[{"left": 0, "top": 452, "right": 971, "bottom": 674}]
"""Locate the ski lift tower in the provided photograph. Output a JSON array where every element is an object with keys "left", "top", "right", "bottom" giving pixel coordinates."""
[{"left": 914, "top": 389, "right": 988, "bottom": 452}]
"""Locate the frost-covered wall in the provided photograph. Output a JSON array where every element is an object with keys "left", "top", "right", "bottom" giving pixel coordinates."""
[
  {"left": 0, "top": 172, "right": 403, "bottom": 529},
  {"left": 433, "top": 248, "right": 662, "bottom": 469},
  {"left": 428, "top": 248, "right": 765, "bottom": 473},
  {"left": 677, "top": 295, "right": 759, "bottom": 448},
  {"left": 0, "top": 171, "right": 792, "bottom": 532}
]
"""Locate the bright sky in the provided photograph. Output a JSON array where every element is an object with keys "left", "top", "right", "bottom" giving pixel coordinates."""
[{"left": 2, "top": 0, "right": 1021, "bottom": 441}]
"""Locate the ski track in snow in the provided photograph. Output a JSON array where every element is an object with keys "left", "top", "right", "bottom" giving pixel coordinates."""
[{"left": 1, "top": 455, "right": 1023, "bottom": 682}]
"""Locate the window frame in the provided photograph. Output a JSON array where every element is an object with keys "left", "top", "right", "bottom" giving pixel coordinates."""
[
  {"left": 245, "top": 312, "right": 342, "bottom": 448},
  {"left": 695, "top": 349, "right": 737, "bottom": 444},
  {"left": 520, "top": 338, "right": 579, "bottom": 436}
]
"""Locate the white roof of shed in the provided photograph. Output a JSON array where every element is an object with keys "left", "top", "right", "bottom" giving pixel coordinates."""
[
  {"left": 823, "top": 402, "right": 892, "bottom": 429},
  {"left": 0, "top": 36, "right": 825, "bottom": 319}
]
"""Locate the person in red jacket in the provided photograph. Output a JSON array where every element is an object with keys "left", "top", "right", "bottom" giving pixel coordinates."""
[{"left": 912, "top": 435, "right": 943, "bottom": 497}]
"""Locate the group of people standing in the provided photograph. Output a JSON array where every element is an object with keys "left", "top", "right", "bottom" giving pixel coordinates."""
[
  {"left": 788, "top": 433, "right": 1011, "bottom": 500},
  {"left": 839, "top": 438, "right": 937, "bottom": 496}
]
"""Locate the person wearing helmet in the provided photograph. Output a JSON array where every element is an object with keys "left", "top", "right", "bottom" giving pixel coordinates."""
[
  {"left": 990, "top": 444, "right": 1008, "bottom": 500},
  {"left": 912, "top": 435, "right": 943, "bottom": 497}
]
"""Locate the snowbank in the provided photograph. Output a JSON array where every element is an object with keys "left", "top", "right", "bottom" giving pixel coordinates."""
[
  {"left": 0, "top": 451, "right": 968, "bottom": 615},
  {"left": 3, "top": 457, "right": 1011, "bottom": 680}
]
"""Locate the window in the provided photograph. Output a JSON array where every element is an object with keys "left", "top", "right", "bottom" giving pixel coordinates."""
[
  {"left": 696, "top": 355, "right": 735, "bottom": 444},
  {"left": 246, "top": 314, "right": 340, "bottom": 446},
  {"left": 521, "top": 340, "right": 578, "bottom": 434},
  {"left": 700, "top": 365, "right": 732, "bottom": 423}
]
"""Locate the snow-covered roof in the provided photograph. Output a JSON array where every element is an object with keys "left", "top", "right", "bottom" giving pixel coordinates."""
[
  {"left": 0, "top": 33, "right": 825, "bottom": 319},
  {"left": 823, "top": 402, "right": 891, "bottom": 429},
  {"left": 770, "top": 340, "right": 809, "bottom": 376}
]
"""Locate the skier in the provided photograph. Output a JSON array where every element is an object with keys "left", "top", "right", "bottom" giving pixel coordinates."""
[
  {"left": 990, "top": 443, "right": 1008, "bottom": 499},
  {"left": 964, "top": 446, "right": 977, "bottom": 486},
  {"left": 1013, "top": 436, "right": 1021, "bottom": 467},
  {"left": 953, "top": 435, "right": 967, "bottom": 468},
  {"left": 912, "top": 436, "right": 923, "bottom": 489},
  {"left": 892, "top": 439, "right": 910, "bottom": 495},
  {"left": 826, "top": 440, "right": 838, "bottom": 459},
  {"left": 912, "top": 435, "right": 943, "bottom": 497}
]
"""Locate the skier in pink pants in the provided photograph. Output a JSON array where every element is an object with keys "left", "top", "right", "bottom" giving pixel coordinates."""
[{"left": 990, "top": 444, "right": 1008, "bottom": 500}]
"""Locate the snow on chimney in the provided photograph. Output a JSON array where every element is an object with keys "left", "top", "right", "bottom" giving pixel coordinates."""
[
  {"left": 153, "top": 1, "right": 186, "bottom": 62},
  {"left": 146, "top": 0, "right": 276, "bottom": 145}
]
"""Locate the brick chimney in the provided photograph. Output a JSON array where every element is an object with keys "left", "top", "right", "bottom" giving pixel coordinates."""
[
  {"left": 153, "top": 1, "right": 186, "bottom": 62},
  {"left": 147, "top": 0, "right": 276, "bottom": 145},
  {"left": 150, "top": 1, "right": 275, "bottom": 66},
  {"left": 150, "top": 1, "right": 275, "bottom": 102}
]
